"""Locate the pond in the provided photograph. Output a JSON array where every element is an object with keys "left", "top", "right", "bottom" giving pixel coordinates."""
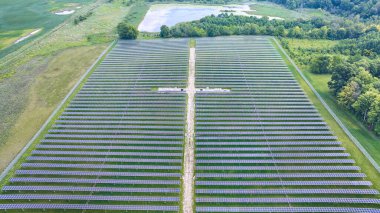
[{"left": 138, "top": 4, "right": 251, "bottom": 32}]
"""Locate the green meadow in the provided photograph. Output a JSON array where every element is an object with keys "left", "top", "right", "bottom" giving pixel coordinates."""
[{"left": 0, "top": 0, "right": 94, "bottom": 56}]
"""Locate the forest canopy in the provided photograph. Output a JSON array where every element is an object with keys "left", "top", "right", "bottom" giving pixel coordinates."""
[
  {"left": 267, "top": 0, "right": 380, "bottom": 20},
  {"left": 160, "top": 13, "right": 374, "bottom": 40}
]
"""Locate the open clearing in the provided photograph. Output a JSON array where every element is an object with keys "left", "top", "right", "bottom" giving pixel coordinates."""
[
  {"left": 0, "top": 36, "right": 379, "bottom": 212},
  {"left": 248, "top": 0, "right": 340, "bottom": 20}
]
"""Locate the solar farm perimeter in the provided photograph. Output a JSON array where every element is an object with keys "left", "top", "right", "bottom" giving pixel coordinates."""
[{"left": 0, "top": 36, "right": 379, "bottom": 212}]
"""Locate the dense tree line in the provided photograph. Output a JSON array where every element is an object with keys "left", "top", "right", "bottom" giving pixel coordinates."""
[
  {"left": 335, "top": 31, "right": 380, "bottom": 57},
  {"left": 331, "top": 63, "right": 380, "bottom": 134},
  {"left": 160, "top": 13, "right": 372, "bottom": 40},
  {"left": 281, "top": 34, "right": 380, "bottom": 135},
  {"left": 283, "top": 32, "right": 380, "bottom": 76},
  {"left": 266, "top": 0, "right": 380, "bottom": 20}
]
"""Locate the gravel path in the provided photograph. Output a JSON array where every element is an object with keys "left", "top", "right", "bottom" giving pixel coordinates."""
[{"left": 182, "top": 47, "right": 196, "bottom": 213}]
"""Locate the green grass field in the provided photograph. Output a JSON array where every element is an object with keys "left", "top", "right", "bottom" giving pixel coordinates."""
[
  {"left": 271, "top": 38, "right": 380, "bottom": 191},
  {"left": 0, "top": 29, "right": 39, "bottom": 50},
  {"left": 124, "top": 1, "right": 150, "bottom": 26},
  {"left": 285, "top": 38, "right": 339, "bottom": 49},
  {"left": 0, "top": 0, "right": 95, "bottom": 57},
  {"left": 248, "top": 0, "right": 340, "bottom": 20},
  {"left": 249, "top": 2, "right": 303, "bottom": 19}
]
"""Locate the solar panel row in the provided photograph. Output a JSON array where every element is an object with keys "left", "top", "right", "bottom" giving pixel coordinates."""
[
  {"left": 196, "top": 207, "right": 380, "bottom": 213},
  {"left": 0, "top": 204, "right": 179, "bottom": 211}
]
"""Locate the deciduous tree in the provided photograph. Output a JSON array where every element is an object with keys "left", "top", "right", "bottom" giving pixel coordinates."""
[{"left": 117, "top": 21, "right": 139, "bottom": 40}]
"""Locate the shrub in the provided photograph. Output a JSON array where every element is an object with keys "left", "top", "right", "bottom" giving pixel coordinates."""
[{"left": 117, "top": 21, "right": 139, "bottom": 39}]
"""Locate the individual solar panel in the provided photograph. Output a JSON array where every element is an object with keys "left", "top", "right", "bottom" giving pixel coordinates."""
[
  {"left": 36, "top": 145, "right": 182, "bottom": 151},
  {"left": 197, "top": 147, "right": 345, "bottom": 151},
  {"left": 52, "top": 124, "right": 184, "bottom": 129},
  {"left": 196, "top": 189, "right": 379, "bottom": 195},
  {"left": 195, "top": 181, "right": 372, "bottom": 186},
  {"left": 2, "top": 186, "right": 180, "bottom": 193},
  {"left": 196, "top": 122, "right": 328, "bottom": 126},
  {"left": 195, "top": 136, "right": 338, "bottom": 140},
  {"left": 48, "top": 129, "right": 183, "bottom": 135},
  {"left": 196, "top": 166, "right": 360, "bottom": 171},
  {"left": 32, "top": 150, "right": 182, "bottom": 157},
  {"left": 196, "top": 159, "right": 355, "bottom": 164},
  {"left": 196, "top": 141, "right": 341, "bottom": 146},
  {"left": 195, "top": 207, "right": 380, "bottom": 213},
  {"left": 196, "top": 153, "right": 350, "bottom": 157},
  {"left": 27, "top": 156, "right": 181, "bottom": 163},
  {"left": 0, "top": 204, "right": 179, "bottom": 211},
  {"left": 196, "top": 173, "right": 366, "bottom": 178},
  {"left": 196, "top": 131, "right": 333, "bottom": 135},
  {"left": 10, "top": 178, "right": 180, "bottom": 185},
  {"left": 56, "top": 120, "right": 183, "bottom": 125},
  {"left": 195, "top": 117, "right": 323, "bottom": 121},
  {"left": 21, "top": 163, "right": 181, "bottom": 170},
  {"left": 0, "top": 194, "right": 179, "bottom": 202},
  {"left": 196, "top": 197, "right": 380, "bottom": 204},
  {"left": 44, "top": 134, "right": 183, "bottom": 139},
  {"left": 16, "top": 170, "right": 181, "bottom": 177},
  {"left": 40, "top": 139, "right": 182, "bottom": 145},
  {"left": 197, "top": 126, "right": 328, "bottom": 130}
]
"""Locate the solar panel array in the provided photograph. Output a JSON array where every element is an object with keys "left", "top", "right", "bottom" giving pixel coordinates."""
[
  {"left": 194, "top": 36, "right": 380, "bottom": 212},
  {"left": 1, "top": 36, "right": 380, "bottom": 212},
  {"left": 0, "top": 39, "right": 189, "bottom": 212}
]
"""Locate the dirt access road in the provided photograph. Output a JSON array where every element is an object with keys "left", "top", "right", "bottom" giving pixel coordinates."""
[{"left": 182, "top": 47, "right": 196, "bottom": 213}]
